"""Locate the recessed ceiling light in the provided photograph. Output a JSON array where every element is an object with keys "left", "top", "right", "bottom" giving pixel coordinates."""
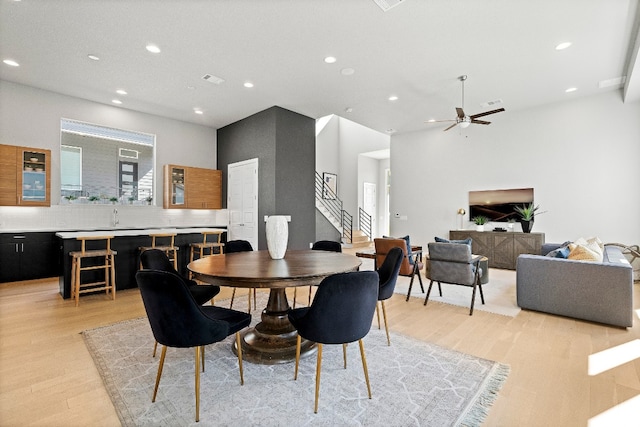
[
  {"left": 112, "top": 99, "right": 122, "bottom": 104},
  {"left": 187, "top": 86, "right": 195, "bottom": 90},
  {"left": 145, "top": 44, "right": 161, "bottom": 53},
  {"left": 194, "top": 109, "right": 203, "bottom": 115},
  {"left": 324, "top": 56, "right": 337, "bottom": 64},
  {"left": 388, "top": 95, "right": 398, "bottom": 101},
  {"left": 565, "top": 87, "right": 577, "bottom": 93},
  {"left": 243, "top": 82, "right": 254, "bottom": 88},
  {"left": 341, "top": 68, "right": 355, "bottom": 76},
  {"left": 116, "top": 89, "right": 127, "bottom": 95},
  {"left": 87, "top": 54, "right": 100, "bottom": 61},
  {"left": 427, "top": 119, "right": 436, "bottom": 123},
  {"left": 555, "top": 42, "right": 572, "bottom": 50},
  {"left": 3, "top": 59, "right": 19, "bottom": 67}
]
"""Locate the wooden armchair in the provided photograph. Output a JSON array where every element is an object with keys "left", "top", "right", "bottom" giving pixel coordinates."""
[{"left": 374, "top": 238, "right": 424, "bottom": 301}]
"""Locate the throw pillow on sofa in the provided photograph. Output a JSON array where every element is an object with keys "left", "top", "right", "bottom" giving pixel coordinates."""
[
  {"left": 568, "top": 236, "right": 604, "bottom": 262},
  {"left": 434, "top": 236, "right": 472, "bottom": 248}
]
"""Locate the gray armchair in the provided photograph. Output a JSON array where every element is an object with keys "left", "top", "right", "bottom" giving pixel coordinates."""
[{"left": 425, "top": 242, "right": 484, "bottom": 315}]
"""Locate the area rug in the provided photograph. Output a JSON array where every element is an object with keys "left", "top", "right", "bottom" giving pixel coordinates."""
[
  {"left": 83, "top": 295, "right": 509, "bottom": 426},
  {"left": 358, "top": 257, "right": 521, "bottom": 317}
]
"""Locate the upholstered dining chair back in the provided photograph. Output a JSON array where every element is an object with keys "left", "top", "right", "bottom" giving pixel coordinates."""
[
  {"left": 290, "top": 271, "right": 379, "bottom": 344},
  {"left": 225, "top": 240, "right": 254, "bottom": 253},
  {"left": 141, "top": 248, "right": 178, "bottom": 274},
  {"left": 140, "top": 248, "right": 220, "bottom": 306},
  {"left": 374, "top": 238, "right": 419, "bottom": 276},
  {"left": 311, "top": 240, "right": 342, "bottom": 252},
  {"left": 427, "top": 242, "right": 475, "bottom": 286},
  {"left": 377, "top": 247, "right": 403, "bottom": 300}
]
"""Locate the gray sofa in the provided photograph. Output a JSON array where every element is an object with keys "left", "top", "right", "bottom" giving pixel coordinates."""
[{"left": 516, "top": 243, "right": 634, "bottom": 327}]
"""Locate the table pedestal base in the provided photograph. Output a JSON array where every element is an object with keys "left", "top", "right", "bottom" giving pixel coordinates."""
[{"left": 232, "top": 288, "right": 316, "bottom": 364}]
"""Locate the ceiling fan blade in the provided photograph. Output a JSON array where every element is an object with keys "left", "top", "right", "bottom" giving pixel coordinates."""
[
  {"left": 425, "top": 119, "right": 456, "bottom": 123},
  {"left": 469, "top": 108, "right": 505, "bottom": 119},
  {"left": 471, "top": 119, "right": 491, "bottom": 125},
  {"left": 443, "top": 123, "right": 458, "bottom": 132},
  {"left": 455, "top": 107, "right": 465, "bottom": 119}
]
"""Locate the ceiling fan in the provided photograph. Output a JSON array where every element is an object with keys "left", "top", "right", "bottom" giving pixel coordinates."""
[{"left": 427, "top": 75, "right": 505, "bottom": 132}]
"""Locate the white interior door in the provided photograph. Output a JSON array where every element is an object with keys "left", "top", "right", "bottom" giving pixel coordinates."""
[
  {"left": 227, "top": 158, "right": 258, "bottom": 249},
  {"left": 363, "top": 182, "right": 376, "bottom": 235}
]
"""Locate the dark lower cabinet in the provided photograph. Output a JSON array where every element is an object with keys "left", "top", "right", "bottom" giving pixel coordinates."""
[{"left": 0, "top": 232, "right": 60, "bottom": 282}]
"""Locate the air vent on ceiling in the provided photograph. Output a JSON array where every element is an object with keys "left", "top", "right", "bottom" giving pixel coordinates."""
[
  {"left": 480, "top": 99, "right": 504, "bottom": 108},
  {"left": 201, "top": 74, "right": 225, "bottom": 85},
  {"left": 373, "top": 0, "right": 405, "bottom": 12}
]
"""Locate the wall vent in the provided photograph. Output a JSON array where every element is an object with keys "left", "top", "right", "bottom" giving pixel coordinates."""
[
  {"left": 373, "top": 0, "right": 405, "bottom": 12},
  {"left": 201, "top": 74, "right": 225, "bottom": 85}
]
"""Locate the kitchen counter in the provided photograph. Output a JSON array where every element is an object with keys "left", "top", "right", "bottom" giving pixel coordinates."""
[{"left": 56, "top": 227, "right": 226, "bottom": 239}]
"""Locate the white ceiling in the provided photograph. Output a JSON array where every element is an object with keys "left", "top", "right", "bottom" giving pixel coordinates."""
[{"left": 1, "top": 0, "right": 639, "bottom": 135}]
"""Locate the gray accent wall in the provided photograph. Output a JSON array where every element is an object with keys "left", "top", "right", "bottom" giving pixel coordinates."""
[{"left": 217, "top": 106, "right": 316, "bottom": 250}]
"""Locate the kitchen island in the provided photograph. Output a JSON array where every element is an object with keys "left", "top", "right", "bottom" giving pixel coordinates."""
[{"left": 56, "top": 227, "right": 226, "bottom": 299}]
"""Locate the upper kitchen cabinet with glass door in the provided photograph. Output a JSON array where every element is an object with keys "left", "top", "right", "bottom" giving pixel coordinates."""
[{"left": 0, "top": 144, "right": 51, "bottom": 206}]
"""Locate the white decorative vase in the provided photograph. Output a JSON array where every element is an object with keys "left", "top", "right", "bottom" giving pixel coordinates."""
[
  {"left": 266, "top": 216, "right": 289, "bottom": 259},
  {"left": 476, "top": 225, "right": 485, "bottom": 232}
]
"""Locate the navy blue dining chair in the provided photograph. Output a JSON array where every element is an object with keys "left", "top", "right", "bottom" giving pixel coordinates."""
[
  {"left": 293, "top": 240, "right": 343, "bottom": 308},
  {"left": 288, "top": 270, "right": 379, "bottom": 413},
  {"left": 136, "top": 269, "right": 251, "bottom": 422},
  {"left": 224, "top": 240, "right": 256, "bottom": 312}
]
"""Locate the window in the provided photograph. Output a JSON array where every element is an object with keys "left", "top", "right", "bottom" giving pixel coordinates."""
[{"left": 60, "top": 145, "right": 82, "bottom": 191}]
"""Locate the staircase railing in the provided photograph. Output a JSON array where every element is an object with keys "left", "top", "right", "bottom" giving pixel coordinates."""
[
  {"left": 315, "top": 172, "right": 353, "bottom": 243},
  {"left": 359, "top": 208, "right": 372, "bottom": 241}
]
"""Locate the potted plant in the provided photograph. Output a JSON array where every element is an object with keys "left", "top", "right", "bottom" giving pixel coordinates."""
[
  {"left": 145, "top": 196, "right": 153, "bottom": 205},
  {"left": 109, "top": 196, "right": 118, "bottom": 204},
  {"left": 64, "top": 195, "right": 77, "bottom": 204},
  {"left": 128, "top": 196, "right": 135, "bottom": 205},
  {"left": 88, "top": 195, "right": 100, "bottom": 204},
  {"left": 472, "top": 215, "right": 489, "bottom": 232},
  {"left": 514, "top": 203, "right": 545, "bottom": 233}
]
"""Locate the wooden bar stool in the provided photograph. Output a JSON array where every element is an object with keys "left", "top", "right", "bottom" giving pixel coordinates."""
[
  {"left": 69, "top": 236, "right": 117, "bottom": 307},
  {"left": 139, "top": 233, "right": 179, "bottom": 270},
  {"left": 189, "top": 230, "right": 225, "bottom": 263}
]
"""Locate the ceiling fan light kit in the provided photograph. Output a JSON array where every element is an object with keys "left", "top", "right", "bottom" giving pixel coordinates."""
[{"left": 427, "top": 75, "right": 505, "bottom": 132}]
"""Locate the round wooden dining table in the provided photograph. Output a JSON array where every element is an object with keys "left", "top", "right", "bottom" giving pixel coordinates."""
[{"left": 188, "top": 249, "right": 362, "bottom": 364}]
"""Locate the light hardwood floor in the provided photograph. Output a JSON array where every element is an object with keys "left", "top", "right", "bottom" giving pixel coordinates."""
[{"left": 1, "top": 270, "right": 639, "bottom": 426}]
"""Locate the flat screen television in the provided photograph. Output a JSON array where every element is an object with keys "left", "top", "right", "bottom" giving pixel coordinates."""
[{"left": 469, "top": 188, "right": 534, "bottom": 222}]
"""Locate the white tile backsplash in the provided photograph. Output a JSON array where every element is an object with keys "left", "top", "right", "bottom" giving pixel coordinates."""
[{"left": 0, "top": 205, "right": 228, "bottom": 232}]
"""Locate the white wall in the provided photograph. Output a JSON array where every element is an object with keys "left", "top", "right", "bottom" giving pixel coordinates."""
[
  {"left": 0, "top": 80, "right": 222, "bottom": 231},
  {"left": 390, "top": 90, "right": 640, "bottom": 246}
]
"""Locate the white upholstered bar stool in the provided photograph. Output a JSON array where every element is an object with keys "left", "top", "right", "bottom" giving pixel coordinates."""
[{"left": 69, "top": 236, "right": 117, "bottom": 307}]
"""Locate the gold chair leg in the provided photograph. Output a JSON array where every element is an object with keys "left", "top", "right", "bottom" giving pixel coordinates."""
[
  {"left": 294, "top": 335, "right": 301, "bottom": 380},
  {"left": 375, "top": 303, "right": 381, "bottom": 329},
  {"left": 308, "top": 286, "right": 312, "bottom": 306},
  {"left": 342, "top": 343, "right": 347, "bottom": 369},
  {"left": 153, "top": 345, "right": 167, "bottom": 402},
  {"left": 152, "top": 341, "right": 158, "bottom": 357},
  {"left": 314, "top": 343, "right": 323, "bottom": 414},
  {"left": 381, "top": 300, "right": 391, "bottom": 346},
  {"left": 359, "top": 339, "right": 372, "bottom": 399},
  {"left": 236, "top": 332, "right": 245, "bottom": 385},
  {"left": 201, "top": 345, "right": 205, "bottom": 372},
  {"left": 195, "top": 346, "right": 201, "bottom": 422},
  {"left": 230, "top": 288, "right": 236, "bottom": 309}
]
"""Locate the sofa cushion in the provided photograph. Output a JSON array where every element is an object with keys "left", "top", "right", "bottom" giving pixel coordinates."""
[{"left": 546, "top": 245, "right": 570, "bottom": 258}]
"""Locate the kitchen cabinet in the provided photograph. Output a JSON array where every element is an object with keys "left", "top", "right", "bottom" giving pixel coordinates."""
[
  {"left": 0, "top": 144, "right": 51, "bottom": 206},
  {"left": 163, "top": 164, "right": 222, "bottom": 209},
  {"left": 0, "top": 233, "right": 59, "bottom": 282}
]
